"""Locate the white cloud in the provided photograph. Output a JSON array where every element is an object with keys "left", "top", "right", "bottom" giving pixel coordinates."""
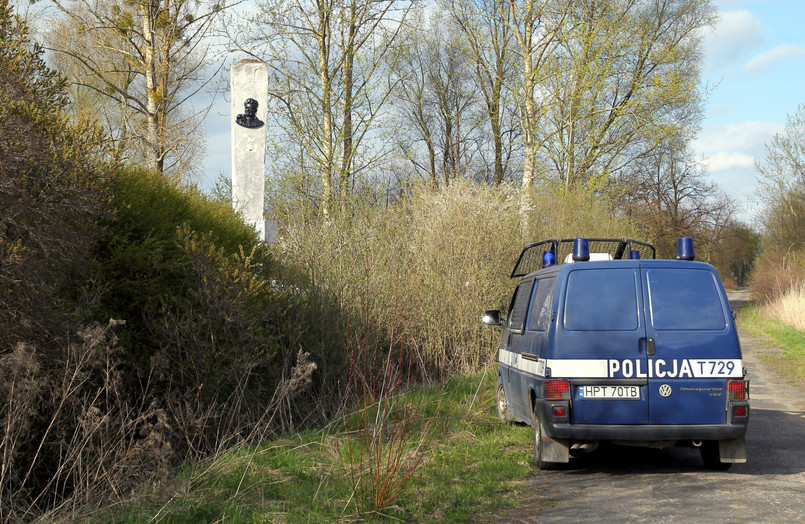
[
  {"left": 696, "top": 120, "right": 784, "bottom": 220},
  {"left": 741, "top": 44, "right": 805, "bottom": 73},
  {"left": 696, "top": 120, "right": 782, "bottom": 163},
  {"left": 703, "top": 151, "right": 755, "bottom": 172},
  {"left": 704, "top": 10, "right": 764, "bottom": 71}
]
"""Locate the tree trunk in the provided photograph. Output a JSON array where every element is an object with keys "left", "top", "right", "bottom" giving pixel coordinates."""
[
  {"left": 318, "top": 1, "right": 333, "bottom": 218},
  {"left": 142, "top": 2, "right": 162, "bottom": 172}
]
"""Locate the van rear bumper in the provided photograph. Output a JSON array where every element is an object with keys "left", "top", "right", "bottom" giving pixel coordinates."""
[
  {"left": 539, "top": 400, "right": 749, "bottom": 441},
  {"left": 545, "top": 421, "right": 748, "bottom": 441}
]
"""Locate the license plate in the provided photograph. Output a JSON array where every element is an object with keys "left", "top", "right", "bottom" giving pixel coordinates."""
[{"left": 579, "top": 385, "right": 640, "bottom": 400}]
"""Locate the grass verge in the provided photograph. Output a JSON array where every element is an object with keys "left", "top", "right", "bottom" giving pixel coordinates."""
[
  {"left": 82, "top": 370, "right": 534, "bottom": 523},
  {"left": 738, "top": 305, "right": 805, "bottom": 383}
]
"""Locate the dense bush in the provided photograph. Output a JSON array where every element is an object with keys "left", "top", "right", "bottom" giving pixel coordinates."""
[
  {"left": 749, "top": 247, "right": 805, "bottom": 302},
  {"left": 92, "top": 168, "right": 331, "bottom": 454},
  {"left": 0, "top": 0, "right": 103, "bottom": 351}
]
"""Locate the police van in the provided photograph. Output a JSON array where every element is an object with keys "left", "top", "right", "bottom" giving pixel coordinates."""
[{"left": 483, "top": 238, "right": 749, "bottom": 469}]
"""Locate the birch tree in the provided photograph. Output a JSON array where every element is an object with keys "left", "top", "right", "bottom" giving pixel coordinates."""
[{"left": 502, "top": 0, "right": 569, "bottom": 235}]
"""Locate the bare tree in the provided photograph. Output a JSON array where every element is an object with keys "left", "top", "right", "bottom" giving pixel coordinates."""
[
  {"left": 755, "top": 103, "right": 805, "bottom": 249},
  {"left": 450, "top": 0, "right": 519, "bottom": 186},
  {"left": 391, "top": 9, "right": 485, "bottom": 187},
  {"left": 622, "top": 144, "right": 733, "bottom": 259},
  {"left": 46, "top": 0, "right": 228, "bottom": 179},
  {"left": 229, "top": 0, "right": 411, "bottom": 217}
]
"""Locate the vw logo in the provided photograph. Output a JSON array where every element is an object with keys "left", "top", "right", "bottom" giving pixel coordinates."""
[{"left": 659, "top": 384, "right": 672, "bottom": 397}]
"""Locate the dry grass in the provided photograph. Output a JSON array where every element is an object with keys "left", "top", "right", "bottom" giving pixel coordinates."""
[{"left": 763, "top": 283, "right": 805, "bottom": 331}]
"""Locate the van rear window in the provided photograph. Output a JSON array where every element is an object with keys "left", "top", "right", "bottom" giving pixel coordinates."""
[
  {"left": 563, "top": 269, "right": 639, "bottom": 331},
  {"left": 647, "top": 269, "right": 727, "bottom": 330}
]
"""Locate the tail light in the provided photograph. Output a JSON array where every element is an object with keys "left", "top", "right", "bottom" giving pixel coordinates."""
[
  {"left": 727, "top": 379, "right": 749, "bottom": 401},
  {"left": 543, "top": 379, "right": 571, "bottom": 400}
]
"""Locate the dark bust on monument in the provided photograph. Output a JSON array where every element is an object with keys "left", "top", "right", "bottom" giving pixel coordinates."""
[{"left": 236, "top": 98, "right": 264, "bottom": 129}]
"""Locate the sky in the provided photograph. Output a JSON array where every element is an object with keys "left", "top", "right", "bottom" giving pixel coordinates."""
[
  {"left": 200, "top": 0, "right": 805, "bottom": 225},
  {"left": 696, "top": 0, "right": 805, "bottom": 222}
]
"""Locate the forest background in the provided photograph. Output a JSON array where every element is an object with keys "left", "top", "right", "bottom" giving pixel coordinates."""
[{"left": 2, "top": 0, "right": 805, "bottom": 520}]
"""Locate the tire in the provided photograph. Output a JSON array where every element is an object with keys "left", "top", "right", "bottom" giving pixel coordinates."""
[
  {"left": 700, "top": 440, "right": 732, "bottom": 471},
  {"left": 496, "top": 376, "right": 517, "bottom": 423},
  {"left": 531, "top": 404, "right": 555, "bottom": 470}
]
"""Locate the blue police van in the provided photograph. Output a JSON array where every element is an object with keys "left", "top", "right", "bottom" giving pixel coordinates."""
[{"left": 483, "top": 238, "right": 749, "bottom": 469}]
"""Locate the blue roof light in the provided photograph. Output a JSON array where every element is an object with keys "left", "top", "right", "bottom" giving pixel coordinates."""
[
  {"left": 573, "top": 238, "right": 590, "bottom": 262},
  {"left": 630, "top": 249, "right": 641, "bottom": 259},
  {"left": 542, "top": 250, "right": 556, "bottom": 268},
  {"left": 677, "top": 237, "right": 695, "bottom": 261}
]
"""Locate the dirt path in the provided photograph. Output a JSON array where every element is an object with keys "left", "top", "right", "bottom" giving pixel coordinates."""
[{"left": 493, "top": 291, "right": 805, "bottom": 523}]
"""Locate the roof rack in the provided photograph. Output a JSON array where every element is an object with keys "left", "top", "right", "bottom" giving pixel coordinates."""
[{"left": 510, "top": 238, "right": 656, "bottom": 278}]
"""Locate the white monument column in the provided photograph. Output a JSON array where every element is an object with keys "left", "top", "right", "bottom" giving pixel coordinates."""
[{"left": 231, "top": 60, "right": 268, "bottom": 240}]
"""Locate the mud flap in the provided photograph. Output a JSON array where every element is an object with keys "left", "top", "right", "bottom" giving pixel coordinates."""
[
  {"left": 719, "top": 438, "right": 747, "bottom": 463},
  {"left": 542, "top": 435, "right": 570, "bottom": 463}
]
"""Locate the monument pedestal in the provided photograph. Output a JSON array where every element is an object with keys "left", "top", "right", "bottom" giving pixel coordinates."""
[{"left": 231, "top": 60, "right": 268, "bottom": 241}]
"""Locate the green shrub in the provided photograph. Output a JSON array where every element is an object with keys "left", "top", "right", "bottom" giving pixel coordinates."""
[
  {"left": 94, "top": 169, "right": 305, "bottom": 439},
  {"left": 0, "top": 2, "right": 110, "bottom": 518},
  {"left": 96, "top": 168, "right": 260, "bottom": 343}
]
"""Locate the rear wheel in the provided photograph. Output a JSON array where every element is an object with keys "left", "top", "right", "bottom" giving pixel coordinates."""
[
  {"left": 496, "top": 376, "right": 517, "bottom": 423},
  {"left": 700, "top": 440, "right": 732, "bottom": 470},
  {"left": 531, "top": 405, "right": 555, "bottom": 470}
]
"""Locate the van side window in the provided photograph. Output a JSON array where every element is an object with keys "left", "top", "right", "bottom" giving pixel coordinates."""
[
  {"left": 528, "top": 277, "right": 556, "bottom": 331},
  {"left": 564, "top": 269, "right": 639, "bottom": 331},
  {"left": 508, "top": 280, "right": 534, "bottom": 332},
  {"left": 647, "top": 269, "right": 727, "bottom": 330}
]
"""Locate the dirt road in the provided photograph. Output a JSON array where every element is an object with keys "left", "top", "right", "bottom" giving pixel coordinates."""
[{"left": 496, "top": 290, "right": 805, "bottom": 523}]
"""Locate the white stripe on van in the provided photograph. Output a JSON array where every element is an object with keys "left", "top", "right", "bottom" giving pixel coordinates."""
[{"left": 499, "top": 349, "right": 743, "bottom": 379}]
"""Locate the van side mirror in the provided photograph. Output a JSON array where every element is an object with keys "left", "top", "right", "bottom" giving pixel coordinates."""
[{"left": 482, "top": 310, "right": 503, "bottom": 326}]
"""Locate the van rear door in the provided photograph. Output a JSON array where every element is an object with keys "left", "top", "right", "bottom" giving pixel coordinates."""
[
  {"left": 642, "top": 265, "right": 742, "bottom": 425},
  {"left": 558, "top": 265, "right": 650, "bottom": 425}
]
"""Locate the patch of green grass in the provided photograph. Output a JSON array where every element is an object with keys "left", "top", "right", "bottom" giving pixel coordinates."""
[
  {"left": 739, "top": 305, "right": 805, "bottom": 381},
  {"left": 87, "top": 370, "right": 535, "bottom": 523}
]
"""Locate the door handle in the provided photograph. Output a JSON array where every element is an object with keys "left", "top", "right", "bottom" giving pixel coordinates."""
[{"left": 646, "top": 337, "right": 656, "bottom": 356}]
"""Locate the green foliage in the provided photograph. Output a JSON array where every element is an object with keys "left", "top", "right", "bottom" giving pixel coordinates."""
[
  {"left": 0, "top": 0, "right": 105, "bottom": 347},
  {"left": 2, "top": 152, "right": 313, "bottom": 519},
  {"left": 96, "top": 168, "right": 261, "bottom": 345},
  {"left": 0, "top": 2, "right": 113, "bottom": 517}
]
